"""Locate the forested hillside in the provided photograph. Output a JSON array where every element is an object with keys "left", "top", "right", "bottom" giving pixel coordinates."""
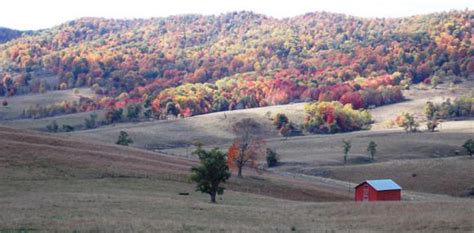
[
  {"left": 0, "top": 27, "right": 23, "bottom": 44},
  {"left": 0, "top": 11, "right": 472, "bottom": 118}
]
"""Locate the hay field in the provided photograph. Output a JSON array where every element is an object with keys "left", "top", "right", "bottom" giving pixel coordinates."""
[{"left": 1, "top": 127, "right": 472, "bottom": 232}]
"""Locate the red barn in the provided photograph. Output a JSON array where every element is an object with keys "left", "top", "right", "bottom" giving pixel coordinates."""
[{"left": 354, "top": 179, "right": 402, "bottom": 201}]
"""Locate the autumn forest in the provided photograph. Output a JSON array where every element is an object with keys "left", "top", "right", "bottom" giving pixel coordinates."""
[{"left": 0, "top": 10, "right": 472, "bottom": 130}]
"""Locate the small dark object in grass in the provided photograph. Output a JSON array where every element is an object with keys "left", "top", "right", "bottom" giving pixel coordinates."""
[
  {"left": 463, "top": 187, "right": 474, "bottom": 197},
  {"left": 178, "top": 192, "right": 189, "bottom": 195},
  {"left": 412, "top": 173, "right": 417, "bottom": 177}
]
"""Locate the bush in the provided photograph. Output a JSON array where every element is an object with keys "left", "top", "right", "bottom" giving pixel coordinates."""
[
  {"left": 279, "top": 122, "right": 303, "bottom": 137},
  {"left": 84, "top": 113, "right": 98, "bottom": 129},
  {"left": 304, "top": 101, "right": 373, "bottom": 134},
  {"left": 46, "top": 120, "right": 59, "bottom": 132},
  {"left": 463, "top": 139, "right": 474, "bottom": 157},
  {"left": 106, "top": 108, "right": 123, "bottom": 124},
  {"left": 116, "top": 131, "right": 133, "bottom": 146},
  {"left": 62, "top": 124, "right": 75, "bottom": 132},
  {"left": 126, "top": 103, "right": 142, "bottom": 121},
  {"left": 273, "top": 113, "right": 289, "bottom": 130},
  {"left": 425, "top": 96, "right": 474, "bottom": 120},
  {"left": 266, "top": 148, "right": 279, "bottom": 167},
  {"left": 394, "top": 112, "right": 419, "bottom": 132}
]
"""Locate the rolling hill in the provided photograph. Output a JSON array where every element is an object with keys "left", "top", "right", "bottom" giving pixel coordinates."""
[
  {"left": 0, "top": 10, "right": 473, "bottom": 232},
  {"left": 0, "top": 10, "right": 472, "bottom": 121},
  {"left": 1, "top": 126, "right": 473, "bottom": 232},
  {"left": 0, "top": 27, "right": 22, "bottom": 44}
]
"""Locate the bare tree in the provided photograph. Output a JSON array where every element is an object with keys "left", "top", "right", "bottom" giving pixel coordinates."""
[{"left": 228, "top": 118, "right": 264, "bottom": 177}]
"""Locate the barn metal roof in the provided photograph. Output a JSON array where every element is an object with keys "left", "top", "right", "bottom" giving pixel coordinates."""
[{"left": 358, "top": 179, "right": 402, "bottom": 191}]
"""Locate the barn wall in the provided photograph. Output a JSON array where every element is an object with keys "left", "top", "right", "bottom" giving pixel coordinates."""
[
  {"left": 368, "top": 185, "right": 378, "bottom": 201},
  {"left": 355, "top": 182, "right": 401, "bottom": 201},
  {"left": 355, "top": 186, "right": 363, "bottom": 201},
  {"left": 355, "top": 183, "right": 378, "bottom": 201},
  {"left": 376, "top": 190, "right": 401, "bottom": 201}
]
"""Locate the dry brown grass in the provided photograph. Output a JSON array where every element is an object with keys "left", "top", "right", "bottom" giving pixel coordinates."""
[
  {"left": 0, "top": 109, "right": 106, "bottom": 131},
  {"left": 288, "top": 157, "right": 474, "bottom": 197},
  {"left": 0, "top": 127, "right": 348, "bottom": 202},
  {"left": 1, "top": 82, "right": 473, "bottom": 232},
  {"left": 0, "top": 88, "right": 94, "bottom": 120},
  {"left": 0, "top": 127, "right": 473, "bottom": 232},
  {"left": 1, "top": 178, "right": 472, "bottom": 232},
  {"left": 65, "top": 82, "right": 473, "bottom": 150},
  {"left": 50, "top": 84, "right": 473, "bottom": 199}
]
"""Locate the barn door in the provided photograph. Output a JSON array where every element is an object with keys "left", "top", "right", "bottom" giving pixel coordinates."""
[{"left": 363, "top": 184, "right": 369, "bottom": 201}]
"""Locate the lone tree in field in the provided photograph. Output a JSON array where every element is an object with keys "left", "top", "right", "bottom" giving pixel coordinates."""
[
  {"left": 227, "top": 118, "right": 264, "bottom": 177},
  {"left": 342, "top": 139, "right": 351, "bottom": 164},
  {"left": 191, "top": 147, "right": 231, "bottom": 203},
  {"left": 116, "top": 131, "right": 133, "bottom": 146},
  {"left": 423, "top": 101, "right": 436, "bottom": 120},
  {"left": 395, "top": 112, "right": 419, "bottom": 132},
  {"left": 272, "top": 113, "right": 289, "bottom": 130},
  {"left": 265, "top": 148, "right": 279, "bottom": 167},
  {"left": 424, "top": 102, "right": 440, "bottom": 132},
  {"left": 463, "top": 139, "right": 474, "bottom": 158},
  {"left": 367, "top": 141, "right": 377, "bottom": 160}
]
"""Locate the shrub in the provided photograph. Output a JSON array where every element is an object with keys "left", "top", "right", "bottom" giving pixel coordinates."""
[
  {"left": 279, "top": 122, "right": 302, "bottom": 137},
  {"left": 463, "top": 139, "right": 474, "bottom": 157},
  {"left": 431, "top": 76, "right": 440, "bottom": 89},
  {"left": 426, "top": 96, "right": 474, "bottom": 120},
  {"left": 106, "top": 108, "right": 123, "bottom": 124},
  {"left": 46, "top": 120, "right": 59, "bottom": 132},
  {"left": 304, "top": 101, "right": 372, "bottom": 134},
  {"left": 273, "top": 113, "right": 289, "bottom": 130},
  {"left": 84, "top": 113, "right": 98, "bottom": 129},
  {"left": 116, "top": 131, "right": 133, "bottom": 146},
  {"left": 394, "top": 112, "right": 419, "bottom": 132},
  {"left": 266, "top": 148, "right": 279, "bottom": 167},
  {"left": 126, "top": 103, "right": 142, "bottom": 121},
  {"left": 62, "top": 124, "right": 75, "bottom": 132}
]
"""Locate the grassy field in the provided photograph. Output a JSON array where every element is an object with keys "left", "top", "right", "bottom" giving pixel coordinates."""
[
  {"left": 285, "top": 156, "right": 474, "bottom": 197},
  {"left": 66, "top": 83, "right": 471, "bottom": 150},
  {"left": 0, "top": 127, "right": 472, "bottom": 232},
  {"left": 0, "top": 88, "right": 94, "bottom": 120},
  {"left": 1, "top": 82, "right": 473, "bottom": 231},
  {"left": 33, "top": 83, "right": 468, "bottom": 199},
  {"left": 0, "top": 109, "right": 106, "bottom": 131}
]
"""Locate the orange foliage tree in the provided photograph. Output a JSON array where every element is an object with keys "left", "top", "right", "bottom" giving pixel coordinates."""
[{"left": 227, "top": 118, "right": 265, "bottom": 177}]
